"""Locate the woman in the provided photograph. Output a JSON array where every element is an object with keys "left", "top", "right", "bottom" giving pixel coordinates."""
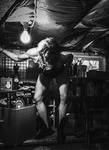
[{"left": 0, "top": 37, "right": 73, "bottom": 141}]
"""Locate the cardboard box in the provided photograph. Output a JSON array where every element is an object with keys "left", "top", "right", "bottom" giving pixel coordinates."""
[{"left": 3, "top": 105, "right": 37, "bottom": 146}]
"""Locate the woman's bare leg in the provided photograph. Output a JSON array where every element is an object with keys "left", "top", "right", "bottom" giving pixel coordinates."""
[
  {"left": 56, "top": 66, "right": 69, "bottom": 124},
  {"left": 56, "top": 65, "right": 69, "bottom": 141},
  {"left": 34, "top": 74, "right": 51, "bottom": 128}
]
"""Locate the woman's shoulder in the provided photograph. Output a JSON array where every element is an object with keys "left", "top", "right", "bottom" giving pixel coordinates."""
[{"left": 59, "top": 53, "right": 73, "bottom": 64}]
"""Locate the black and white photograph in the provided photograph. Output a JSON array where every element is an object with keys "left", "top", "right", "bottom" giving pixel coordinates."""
[{"left": 0, "top": 0, "right": 109, "bottom": 149}]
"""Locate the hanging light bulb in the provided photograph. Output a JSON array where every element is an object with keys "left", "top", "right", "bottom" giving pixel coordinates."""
[
  {"left": 20, "top": 22, "right": 31, "bottom": 44},
  {"left": 20, "top": 29, "right": 31, "bottom": 44}
]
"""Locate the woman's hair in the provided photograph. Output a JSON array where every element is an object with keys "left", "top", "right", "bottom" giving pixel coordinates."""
[
  {"left": 38, "top": 37, "right": 60, "bottom": 54},
  {"left": 38, "top": 37, "right": 60, "bottom": 66}
]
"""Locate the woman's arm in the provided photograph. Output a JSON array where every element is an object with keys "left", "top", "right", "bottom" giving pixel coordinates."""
[
  {"left": 0, "top": 47, "right": 39, "bottom": 62},
  {"left": 0, "top": 48, "right": 29, "bottom": 62}
]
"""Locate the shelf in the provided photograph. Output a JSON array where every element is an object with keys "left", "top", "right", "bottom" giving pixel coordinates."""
[{"left": 68, "top": 76, "right": 109, "bottom": 80}]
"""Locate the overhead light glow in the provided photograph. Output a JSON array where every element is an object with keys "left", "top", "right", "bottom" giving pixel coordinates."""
[{"left": 20, "top": 29, "right": 31, "bottom": 44}]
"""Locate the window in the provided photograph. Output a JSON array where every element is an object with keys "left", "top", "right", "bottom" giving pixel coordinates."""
[
  {"left": 2, "top": 57, "right": 27, "bottom": 82},
  {"left": 73, "top": 52, "right": 106, "bottom": 72}
]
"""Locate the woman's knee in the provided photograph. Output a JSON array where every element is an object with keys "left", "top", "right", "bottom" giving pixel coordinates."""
[
  {"left": 34, "top": 94, "right": 43, "bottom": 104},
  {"left": 60, "top": 93, "right": 67, "bottom": 104}
]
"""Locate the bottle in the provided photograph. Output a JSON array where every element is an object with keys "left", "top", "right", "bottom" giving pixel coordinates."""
[
  {"left": 13, "top": 64, "right": 19, "bottom": 90},
  {"left": 78, "top": 60, "right": 82, "bottom": 77},
  {"left": 13, "top": 75, "right": 19, "bottom": 90}
]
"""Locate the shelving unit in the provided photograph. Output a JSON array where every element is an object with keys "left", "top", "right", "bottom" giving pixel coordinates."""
[{"left": 67, "top": 75, "right": 109, "bottom": 149}]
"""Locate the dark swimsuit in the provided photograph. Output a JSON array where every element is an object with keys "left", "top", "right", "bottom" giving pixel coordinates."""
[{"left": 36, "top": 63, "right": 65, "bottom": 78}]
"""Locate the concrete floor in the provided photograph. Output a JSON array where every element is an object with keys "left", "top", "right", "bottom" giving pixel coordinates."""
[
  {"left": 0, "top": 106, "right": 109, "bottom": 150},
  {"left": 0, "top": 133, "right": 109, "bottom": 150}
]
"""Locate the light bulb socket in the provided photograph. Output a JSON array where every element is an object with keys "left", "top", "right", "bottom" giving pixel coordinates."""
[{"left": 23, "top": 22, "right": 28, "bottom": 30}]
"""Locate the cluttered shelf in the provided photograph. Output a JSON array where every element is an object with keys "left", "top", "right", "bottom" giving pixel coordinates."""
[
  {"left": 67, "top": 72, "right": 109, "bottom": 115},
  {"left": 68, "top": 71, "right": 109, "bottom": 98}
]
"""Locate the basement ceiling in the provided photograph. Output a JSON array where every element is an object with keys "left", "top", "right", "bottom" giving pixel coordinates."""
[{"left": 0, "top": 0, "right": 109, "bottom": 56}]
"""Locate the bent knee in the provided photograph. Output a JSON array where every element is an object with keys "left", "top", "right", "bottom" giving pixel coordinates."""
[
  {"left": 60, "top": 93, "right": 67, "bottom": 103},
  {"left": 34, "top": 94, "right": 43, "bottom": 104}
]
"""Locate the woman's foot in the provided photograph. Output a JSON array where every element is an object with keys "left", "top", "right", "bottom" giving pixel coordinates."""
[{"left": 34, "top": 127, "right": 54, "bottom": 140}]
